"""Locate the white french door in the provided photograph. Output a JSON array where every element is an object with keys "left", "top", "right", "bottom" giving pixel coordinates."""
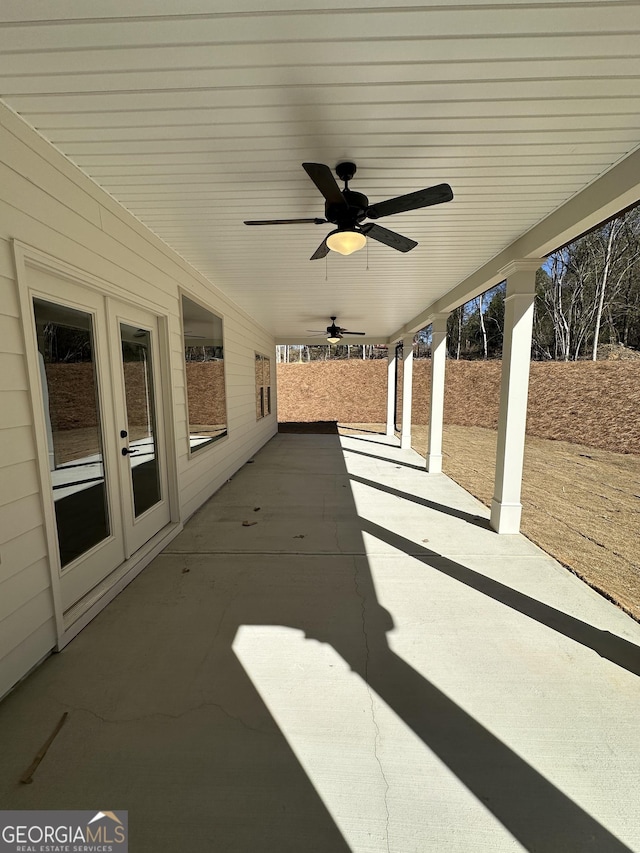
[
  {"left": 29, "top": 273, "right": 171, "bottom": 613},
  {"left": 109, "top": 299, "right": 170, "bottom": 558}
]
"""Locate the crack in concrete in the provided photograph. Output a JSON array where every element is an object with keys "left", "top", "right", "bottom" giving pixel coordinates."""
[
  {"left": 192, "top": 589, "right": 241, "bottom": 707},
  {"left": 353, "top": 558, "right": 391, "bottom": 853},
  {"left": 53, "top": 587, "right": 277, "bottom": 735},
  {"left": 51, "top": 701, "right": 274, "bottom": 736}
]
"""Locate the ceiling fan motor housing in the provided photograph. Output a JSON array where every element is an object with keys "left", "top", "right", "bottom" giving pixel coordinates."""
[
  {"left": 326, "top": 316, "right": 341, "bottom": 336},
  {"left": 325, "top": 190, "right": 369, "bottom": 227}
]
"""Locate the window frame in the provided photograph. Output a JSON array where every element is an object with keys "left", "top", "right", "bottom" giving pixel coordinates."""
[
  {"left": 181, "top": 293, "right": 229, "bottom": 456},
  {"left": 255, "top": 352, "right": 272, "bottom": 420}
]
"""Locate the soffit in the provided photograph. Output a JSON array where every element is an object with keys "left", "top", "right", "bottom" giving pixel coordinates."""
[{"left": 0, "top": 1, "right": 639, "bottom": 341}]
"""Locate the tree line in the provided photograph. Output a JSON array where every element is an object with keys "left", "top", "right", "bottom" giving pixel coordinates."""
[
  {"left": 442, "top": 203, "right": 640, "bottom": 361},
  {"left": 276, "top": 343, "right": 388, "bottom": 362}
]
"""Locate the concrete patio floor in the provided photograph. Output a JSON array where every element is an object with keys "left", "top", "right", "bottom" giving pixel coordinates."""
[{"left": 1, "top": 431, "right": 639, "bottom": 852}]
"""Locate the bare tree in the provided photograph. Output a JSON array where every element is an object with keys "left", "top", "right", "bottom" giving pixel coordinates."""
[
  {"left": 542, "top": 250, "right": 579, "bottom": 361},
  {"left": 477, "top": 293, "right": 488, "bottom": 359},
  {"left": 447, "top": 306, "right": 463, "bottom": 359},
  {"left": 590, "top": 212, "right": 640, "bottom": 359}
]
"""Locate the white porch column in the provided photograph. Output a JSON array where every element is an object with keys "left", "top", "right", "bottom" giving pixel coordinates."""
[
  {"left": 490, "top": 259, "right": 542, "bottom": 534},
  {"left": 426, "top": 313, "right": 449, "bottom": 473},
  {"left": 385, "top": 344, "right": 397, "bottom": 436},
  {"left": 400, "top": 335, "right": 414, "bottom": 449}
]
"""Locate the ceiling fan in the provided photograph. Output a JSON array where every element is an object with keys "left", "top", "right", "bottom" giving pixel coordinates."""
[
  {"left": 244, "top": 162, "right": 453, "bottom": 260},
  {"left": 307, "top": 317, "right": 366, "bottom": 344}
]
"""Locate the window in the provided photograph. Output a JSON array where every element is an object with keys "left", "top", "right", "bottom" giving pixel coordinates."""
[
  {"left": 182, "top": 295, "right": 227, "bottom": 452},
  {"left": 255, "top": 353, "right": 272, "bottom": 419},
  {"left": 33, "top": 298, "right": 110, "bottom": 566}
]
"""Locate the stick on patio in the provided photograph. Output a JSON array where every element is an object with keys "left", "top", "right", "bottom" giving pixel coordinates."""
[{"left": 20, "top": 712, "right": 69, "bottom": 784}]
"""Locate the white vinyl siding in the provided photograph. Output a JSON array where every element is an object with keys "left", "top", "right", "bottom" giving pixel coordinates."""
[{"left": 0, "top": 101, "right": 276, "bottom": 700}]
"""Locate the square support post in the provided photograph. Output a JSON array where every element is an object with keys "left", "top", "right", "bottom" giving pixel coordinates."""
[
  {"left": 490, "top": 259, "right": 542, "bottom": 534},
  {"left": 386, "top": 344, "right": 397, "bottom": 437},
  {"left": 400, "top": 335, "right": 414, "bottom": 449},
  {"left": 426, "top": 313, "right": 449, "bottom": 473}
]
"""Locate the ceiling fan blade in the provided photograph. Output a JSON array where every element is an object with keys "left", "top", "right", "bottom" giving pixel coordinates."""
[
  {"left": 367, "top": 183, "right": 453, "bottom": 220},
  {"left": 361, "top": 223, "right": 417, "bottom": 253},
  {"left": 244, "top": 217, "right": 326, "bottom": 225},
  {"left": 310, "top": 238, "right": 330, "bottom": 260},
  {"left": 302, "top": 163, "right": 348, "bottom": 208},
  {"left": 341, "top": 331, "right": 366, "bottom": 336}
]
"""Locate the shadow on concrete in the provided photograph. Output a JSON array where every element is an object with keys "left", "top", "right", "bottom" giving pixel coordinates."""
[
  {"left": 0, "top": 432, "right": 635, "bottom": 852},
  {"left": 341, "top": 435, "right": 399, "bottom": 448},
  {"left": 359, "top": 517, "right": 640, "bottom": 681},
  {"left": 155, "top": 544, "right": 634, "bottom": 852},
  {"left": 337, "top": 428, "right": 397, "bottom": 448},
  {"left": 342, "top": 444, "right": 427, "bottom": 471},
  {"left": 337, "top": 425, "right": 386, "bottom": 436},
  {"left": 350, "top": 472, "right": 491, "bottom": 529}
]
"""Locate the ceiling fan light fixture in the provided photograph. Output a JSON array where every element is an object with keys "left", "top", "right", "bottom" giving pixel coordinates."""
[
  {"left": 326, "top": 228, "right": 366, "bottom": 256},
  {"left": 326, "top": 333, "right": 342, "bottom": 344}
]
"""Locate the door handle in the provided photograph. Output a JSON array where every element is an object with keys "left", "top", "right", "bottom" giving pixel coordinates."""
[{"left": 121, "top": 447, "right": 140, "bottom": 456}]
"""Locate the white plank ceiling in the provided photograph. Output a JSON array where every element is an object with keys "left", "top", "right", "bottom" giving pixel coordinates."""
[{"left": 1, "top": 0, "right": 639, "bottom": 342}]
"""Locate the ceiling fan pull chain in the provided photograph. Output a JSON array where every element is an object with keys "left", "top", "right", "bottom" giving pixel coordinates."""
[
  {"left": 366, "top": 238, "right": 369, "bottom": 271},
  {"left": 325, "top": 254, "right": 328, "bottom": 281}
]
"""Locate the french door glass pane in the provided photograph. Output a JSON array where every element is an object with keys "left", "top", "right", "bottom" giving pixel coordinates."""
[
  {"left": 120, "top": 324, "right": 161, "bottom": 517},
  {"left": 33, "top": 298, "right": 110, "bottom": 567}
]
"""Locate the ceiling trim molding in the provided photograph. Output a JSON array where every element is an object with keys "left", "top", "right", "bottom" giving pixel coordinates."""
[{"left": 389, "top": 145, "right": 640, "bottom": 341}]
